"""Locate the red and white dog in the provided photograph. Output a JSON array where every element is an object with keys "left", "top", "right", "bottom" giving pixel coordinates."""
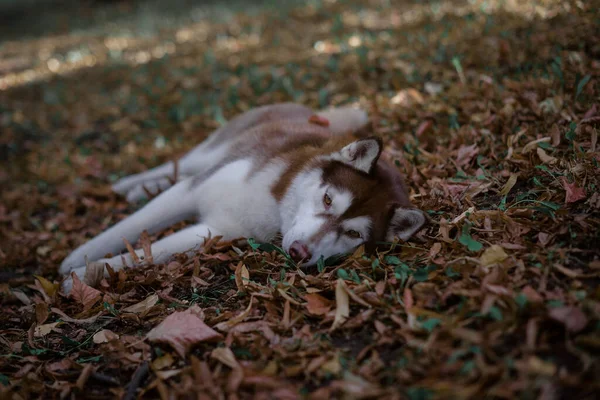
[{"left": 60, "top": 103, "right": 425, "bottom": 292}]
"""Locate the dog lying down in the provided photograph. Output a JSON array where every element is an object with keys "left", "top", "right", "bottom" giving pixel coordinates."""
[{"left": 60, "top": 103, "right": 426, "bottom": 293}]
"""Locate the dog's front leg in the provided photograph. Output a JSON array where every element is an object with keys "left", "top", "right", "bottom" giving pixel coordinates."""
[{"left": 62, "top": 223, "right": 221, "bottom": 294}]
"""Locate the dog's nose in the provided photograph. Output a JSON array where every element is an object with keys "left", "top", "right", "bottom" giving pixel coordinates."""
[{"left": 289, "top": 241, "right": 311, "bottom": 262}]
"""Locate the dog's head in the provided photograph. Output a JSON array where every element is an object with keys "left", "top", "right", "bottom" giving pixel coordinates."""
[{"left": 280, "top": 137, "right": 426, "bottom": 265}]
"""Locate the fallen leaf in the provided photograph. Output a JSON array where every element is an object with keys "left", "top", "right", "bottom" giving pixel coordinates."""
[
  {"left": 480, "top": 245, "right": 508, "bottom": 267},
  {"left": 51, "top": 308, "right": 102, "bottom": 324},
  {"left": 561, "top": 178, "right": 586, "bottom": 204},
  {"left": 499, "top": 174, "right": 518, "bottom": 196},
  {"left": 536, "top": 147, "right": 557, "bottom": 164},
  {"left": 70, "top": 272, "right": 102, "bottom": 310},
  {"left": 550, "top": 124, "right": 561, "bottom": 147},
  {"left": 147, "top": 305, "right": 222, "bottom": 358},
  {"left": 11, "top": 290, "right": 31, "bottom": 306},
  {"left": 34, "top": 322, "right": 60, "bottom": 337},
  {"left": 152, "top": 353, "right": 175, "bottom": 370},
  {"left": 93, "top": 329, "right": 119, "bottom": 344},
  {"left": 34, "top": 275, "right": 58, "bottom": 297},
  {"left": 330, "top": 279, "right": 350, "bottom": 332},
  {"left": 35, "top": 303, "right": 49, "bottom": 324},
  {"left": 304, "top": 293, "right": 332, "bottom": 315},
  {"left": 211, "top": 347, "right": 241, "bottom": 370},
  {"left": 122, "top": 293, "right": 159, "bottom": 314},
  {"left": 83, "top": 258, "right": 105, "bottom": 288},
  {"left": 538, "top": 232, "right": 551, "bottom": 247},
  {"left": 456, "top": 144, "right": 479, "bottom": 167},
  {"left": 522, "top": 137, "right": 550, "bottom": 154},
  {"left": 548, "top": 306, "right": 588, "bottom": 333},
  {"left": 234, "top": 262, "right": 250, "bottom": 292},
  {"left": 214, "top": 297, "right": 254, "bottom": 332}
]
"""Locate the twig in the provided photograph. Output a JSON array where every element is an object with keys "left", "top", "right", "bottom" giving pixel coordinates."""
[{"left": 123, "top": 361, "right": 149, "bottom": 400}]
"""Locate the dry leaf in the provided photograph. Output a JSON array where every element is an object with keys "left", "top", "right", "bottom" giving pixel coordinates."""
[
  {"left": 548, "top": 306, "right": 588, "bottom": 333},
  {"left": 11, "top": 290, "right": 31, "bottom": 306},
  {"left": 35, "top": 303, "right": 49, "bottom": 324},
  {"left": 147, "top": 305, "right": 222, "bottom": 358},
  {"left": 122, "top": 293, "right": 159, "bottom": 314},
  {"left": 70, "top": 272, "right": 102, "bottom": 310},
  {"left": 499, "top": 174, "right": 518, "bottom": 196},
  {"left": 304, "top": 293, "right": 332, "bottom": 316},
  {"left": 536, "top": 147, "right": 557, "bottom": 164},
  {"left": 234, "top": 262, "right": 250, "bottom": 292},
  {"left": 561, "top": 178, "right": 586, "bottom": 204},
  {"left": 84, "top": 259, "right": 105, "bottom": 288},
  {"left": 522, "top": 137, "right": 550, "bottom": 154},
  {"left": 51, "top": 308, "right": 102, "bottom": 324},
  {"left": 34, "top": 322, "right": 60, "bottom": 338},
  {"left": 152, "top": 353, "right": 175, "bottom": 370},
  {"left": 330, "top": 279, "right": 350, "bottom": 332},
  {"left": 92, "top": 329, "right": 119, "bottom": 344},
  {"left": 214, "top": 297, "right": 254, "bottom": 332},
  {"left": 139, "top": 230, "right": 154, "bottom": 264},
  {"left": 480, "top": 245, "right": 508, "bottom": 267},
  {"left": 34, "top": 275, "right": 58, "bottom": 297}
]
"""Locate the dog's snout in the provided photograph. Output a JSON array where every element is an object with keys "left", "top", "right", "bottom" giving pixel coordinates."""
[{"left": 289, "top": 241, "right": 311, "bottom": 262}]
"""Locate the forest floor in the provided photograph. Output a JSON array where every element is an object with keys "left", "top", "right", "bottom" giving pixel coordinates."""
[{"left": 0, "top": 0, "right": 599, "bottom": 398}]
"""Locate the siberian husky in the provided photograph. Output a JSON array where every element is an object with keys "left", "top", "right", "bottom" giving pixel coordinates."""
[{"left": 60, "top": 103, "right": 426, "bottom": 292}]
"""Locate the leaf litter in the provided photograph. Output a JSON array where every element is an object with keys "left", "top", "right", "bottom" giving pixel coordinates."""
[{"left": 0, "top": 0, "right": 599, "bottom": 398}]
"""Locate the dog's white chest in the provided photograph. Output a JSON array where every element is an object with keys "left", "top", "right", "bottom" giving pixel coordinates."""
[{"left": 193, "top": 159, "right": 284, "bottom": 241}]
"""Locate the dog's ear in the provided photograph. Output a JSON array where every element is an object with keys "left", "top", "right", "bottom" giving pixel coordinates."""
[
  {"left": 386, "top": 207, "right": 426, "bottom": 241},
  {"left": 334, "top": 137, "right": 382, "bottom": 174}
]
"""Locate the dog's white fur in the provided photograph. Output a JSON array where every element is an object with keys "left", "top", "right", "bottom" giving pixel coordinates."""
[{"left": 60, "top": 103, "right": 425, "bottom": 293}]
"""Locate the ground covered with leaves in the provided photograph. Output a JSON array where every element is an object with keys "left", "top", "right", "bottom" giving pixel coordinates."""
[{"left": 1, "top": 0, "right": 599, "bottom": 398}]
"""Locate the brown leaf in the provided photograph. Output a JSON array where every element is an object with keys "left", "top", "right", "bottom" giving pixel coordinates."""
[
  {"left": 51, "top": 308, "right": 102, "bottom": 324},
  {"left": 561, "top": 178, "right": 586, "bottom": 204},
  {"left": 83, "top": 259, "right": 105, "bottom": 288},
  {"left": 234, "top": 262, "right": 250, "bottom": 292},
  {"left": 536, "top": 147, "right": 557, "bottom": 164},
  {"left": 214, "top": 297, "right": 254, "bottom": 332},
  {"left": 34, "top": 322, "right": 60, "bottom": 338},
  {"left": 456, "top": 144, "right": 479, "bottom": 167},
  {"left": 35, "top": 303, "right": 49, "bottom": 324},
  {"left": 330, "top": 279, "right": 350, "bottom": 332},
  {"left": 70, "top": 272, "right": 102, "bottom": 310},
  {"left": 122, "top": 293, "right": 159, "bottom": 314},
  {"left": 139, "top": 230, "right": 153, "bottom": 264},
  {"left": 92, "top": 329, "right": 119, "bottom": 344},
  {"left": 548, "top": 306, "right": 588, "bottom": 333},
  {"left": 304, "top": 293, "right": 332, "bottom": 316},
  {"left": 147, "top": 305, "right": 222, "bottom": 358},
  {"left": 550, "top": 124, "right": 561, "bottom": 147}
]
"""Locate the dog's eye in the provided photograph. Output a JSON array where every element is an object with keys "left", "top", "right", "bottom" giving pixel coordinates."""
[
  {"left": 323, "top": 193, "right": 332, "bottom": 207},
  {"left": 346, "top": 230, "right": 362, "bottom": 239}
]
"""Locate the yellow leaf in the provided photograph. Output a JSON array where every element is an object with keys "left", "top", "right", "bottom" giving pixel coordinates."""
[
  {"left": 480, "top": 245, "right": 508, "bottom": 267},
  {"left": 499, "top": 174, "right": 518, "bottom": 196},
  {"left": 35, "top": 275, "right": 58, "bottom": 297}
]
